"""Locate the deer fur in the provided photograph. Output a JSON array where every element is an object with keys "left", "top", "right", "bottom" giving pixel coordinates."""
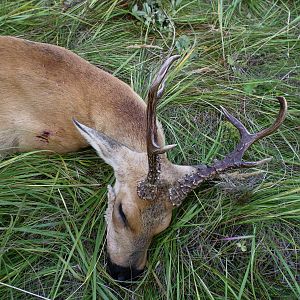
[{"left": 0, "top": 36, "right": 161, "bottom": 154}]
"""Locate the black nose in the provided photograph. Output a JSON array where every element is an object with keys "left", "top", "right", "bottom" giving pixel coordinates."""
[{"left": 107, "top": 256, "right": 144, "bottom": 282}]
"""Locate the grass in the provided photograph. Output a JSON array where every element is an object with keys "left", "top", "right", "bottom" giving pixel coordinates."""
[{"left": 0, "top": 0, "right": 299, "bottom": 299}]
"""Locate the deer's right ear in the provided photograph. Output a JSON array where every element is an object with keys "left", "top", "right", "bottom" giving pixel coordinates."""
[{"left": 73, "top": 119, "right": 133, "bottom": 171}]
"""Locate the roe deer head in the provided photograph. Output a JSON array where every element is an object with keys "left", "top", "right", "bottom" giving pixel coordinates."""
[{"left": 73, "top": 56, "right": 287, "bottom": 282}]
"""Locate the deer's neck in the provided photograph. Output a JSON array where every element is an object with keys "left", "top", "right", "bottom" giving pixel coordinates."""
[{"left": 85, "top": 68, "right": 165, "bottom": 153}]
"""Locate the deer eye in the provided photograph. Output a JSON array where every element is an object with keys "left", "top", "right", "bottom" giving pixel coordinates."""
[{"left": 118, "top": 203, "right": 127, "bottom": 225}]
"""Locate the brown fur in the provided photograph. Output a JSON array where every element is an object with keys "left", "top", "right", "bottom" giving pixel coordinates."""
[{"left": 0, "top": 36, "right": 154, "bottom": 154}]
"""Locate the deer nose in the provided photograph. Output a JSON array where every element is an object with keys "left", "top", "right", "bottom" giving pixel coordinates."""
[{"left": 107, "top": 256, "right": 144, "bottom": 282}]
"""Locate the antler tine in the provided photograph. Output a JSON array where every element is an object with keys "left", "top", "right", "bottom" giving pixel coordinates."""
[
  {"left": 255, "top": 96, "right": 287, "bottom": 140},
  {"left": 221, "top": 96, "right": 287, "bottom": 162},
  {"left": 221, "top": 96, "right": 287, "bottom": 145},
  {"left": 150, "top": 55, "right": 181, "bottom": 99},
  {"left": 146, "top": 55, "right": 180, "bottom": 179},
  {"left": 137, "top": 55, "right": 180, "bottom": 201},
  {"left": 220, "top": 106, "right": 250, "bottom": 138},
  {"left": 169, "top": 97, "right": 287, "bottom": 206},
  {"left": 147, "top": 55, "right": 180, "bottom": 155}
]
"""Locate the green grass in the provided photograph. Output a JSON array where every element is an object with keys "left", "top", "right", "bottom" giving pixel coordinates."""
[{"left": 0, "top": 0, "right": 299, "bottom": 299}]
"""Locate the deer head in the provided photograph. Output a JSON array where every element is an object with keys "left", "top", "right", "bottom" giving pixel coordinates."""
[{"left": 73, "top": 56, "right": 287, "bottom": 282}]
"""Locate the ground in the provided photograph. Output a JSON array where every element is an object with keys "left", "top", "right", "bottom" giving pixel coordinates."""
[{"left": 0, "top": 1, "right": 299, "bottom": 299}]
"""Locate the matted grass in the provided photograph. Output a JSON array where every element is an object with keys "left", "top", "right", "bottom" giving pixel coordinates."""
[{"left": 0, "top": 1, "right": 299, "bottom": 299}]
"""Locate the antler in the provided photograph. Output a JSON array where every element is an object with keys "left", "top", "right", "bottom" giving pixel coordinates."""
[
  {"left": 169, "top": 96, "right": 287, "bottom": 206},
  {"left": 137, "top": 55, "right": 180, "bottom": 200}
]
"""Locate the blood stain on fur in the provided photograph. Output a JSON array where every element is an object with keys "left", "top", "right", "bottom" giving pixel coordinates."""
[{"left": 36, "top": 130, "right": 51, "bottom": 144}]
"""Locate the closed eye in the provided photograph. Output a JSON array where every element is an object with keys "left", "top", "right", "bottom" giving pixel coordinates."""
[{"left": 118, "top": 203, "right": 128, "bottom": 226}]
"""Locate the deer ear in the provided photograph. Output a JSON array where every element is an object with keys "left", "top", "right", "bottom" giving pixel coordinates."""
[{"left": 73, "top": 119, "right": 133, "bottom": 171}]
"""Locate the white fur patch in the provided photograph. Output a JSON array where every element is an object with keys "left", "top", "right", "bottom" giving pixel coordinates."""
[{"left": 104, "top": 184, "right": 116, "bottom": 225}]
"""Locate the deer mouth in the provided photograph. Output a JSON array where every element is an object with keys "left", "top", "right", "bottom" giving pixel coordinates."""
[{"left": 107, "top": 255, "right": 144, "bottom": 283}]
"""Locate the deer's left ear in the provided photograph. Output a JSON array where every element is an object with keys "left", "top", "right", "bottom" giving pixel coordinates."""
[{"left": 73, "top": 119, "right": 134, "bottom": 172}]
